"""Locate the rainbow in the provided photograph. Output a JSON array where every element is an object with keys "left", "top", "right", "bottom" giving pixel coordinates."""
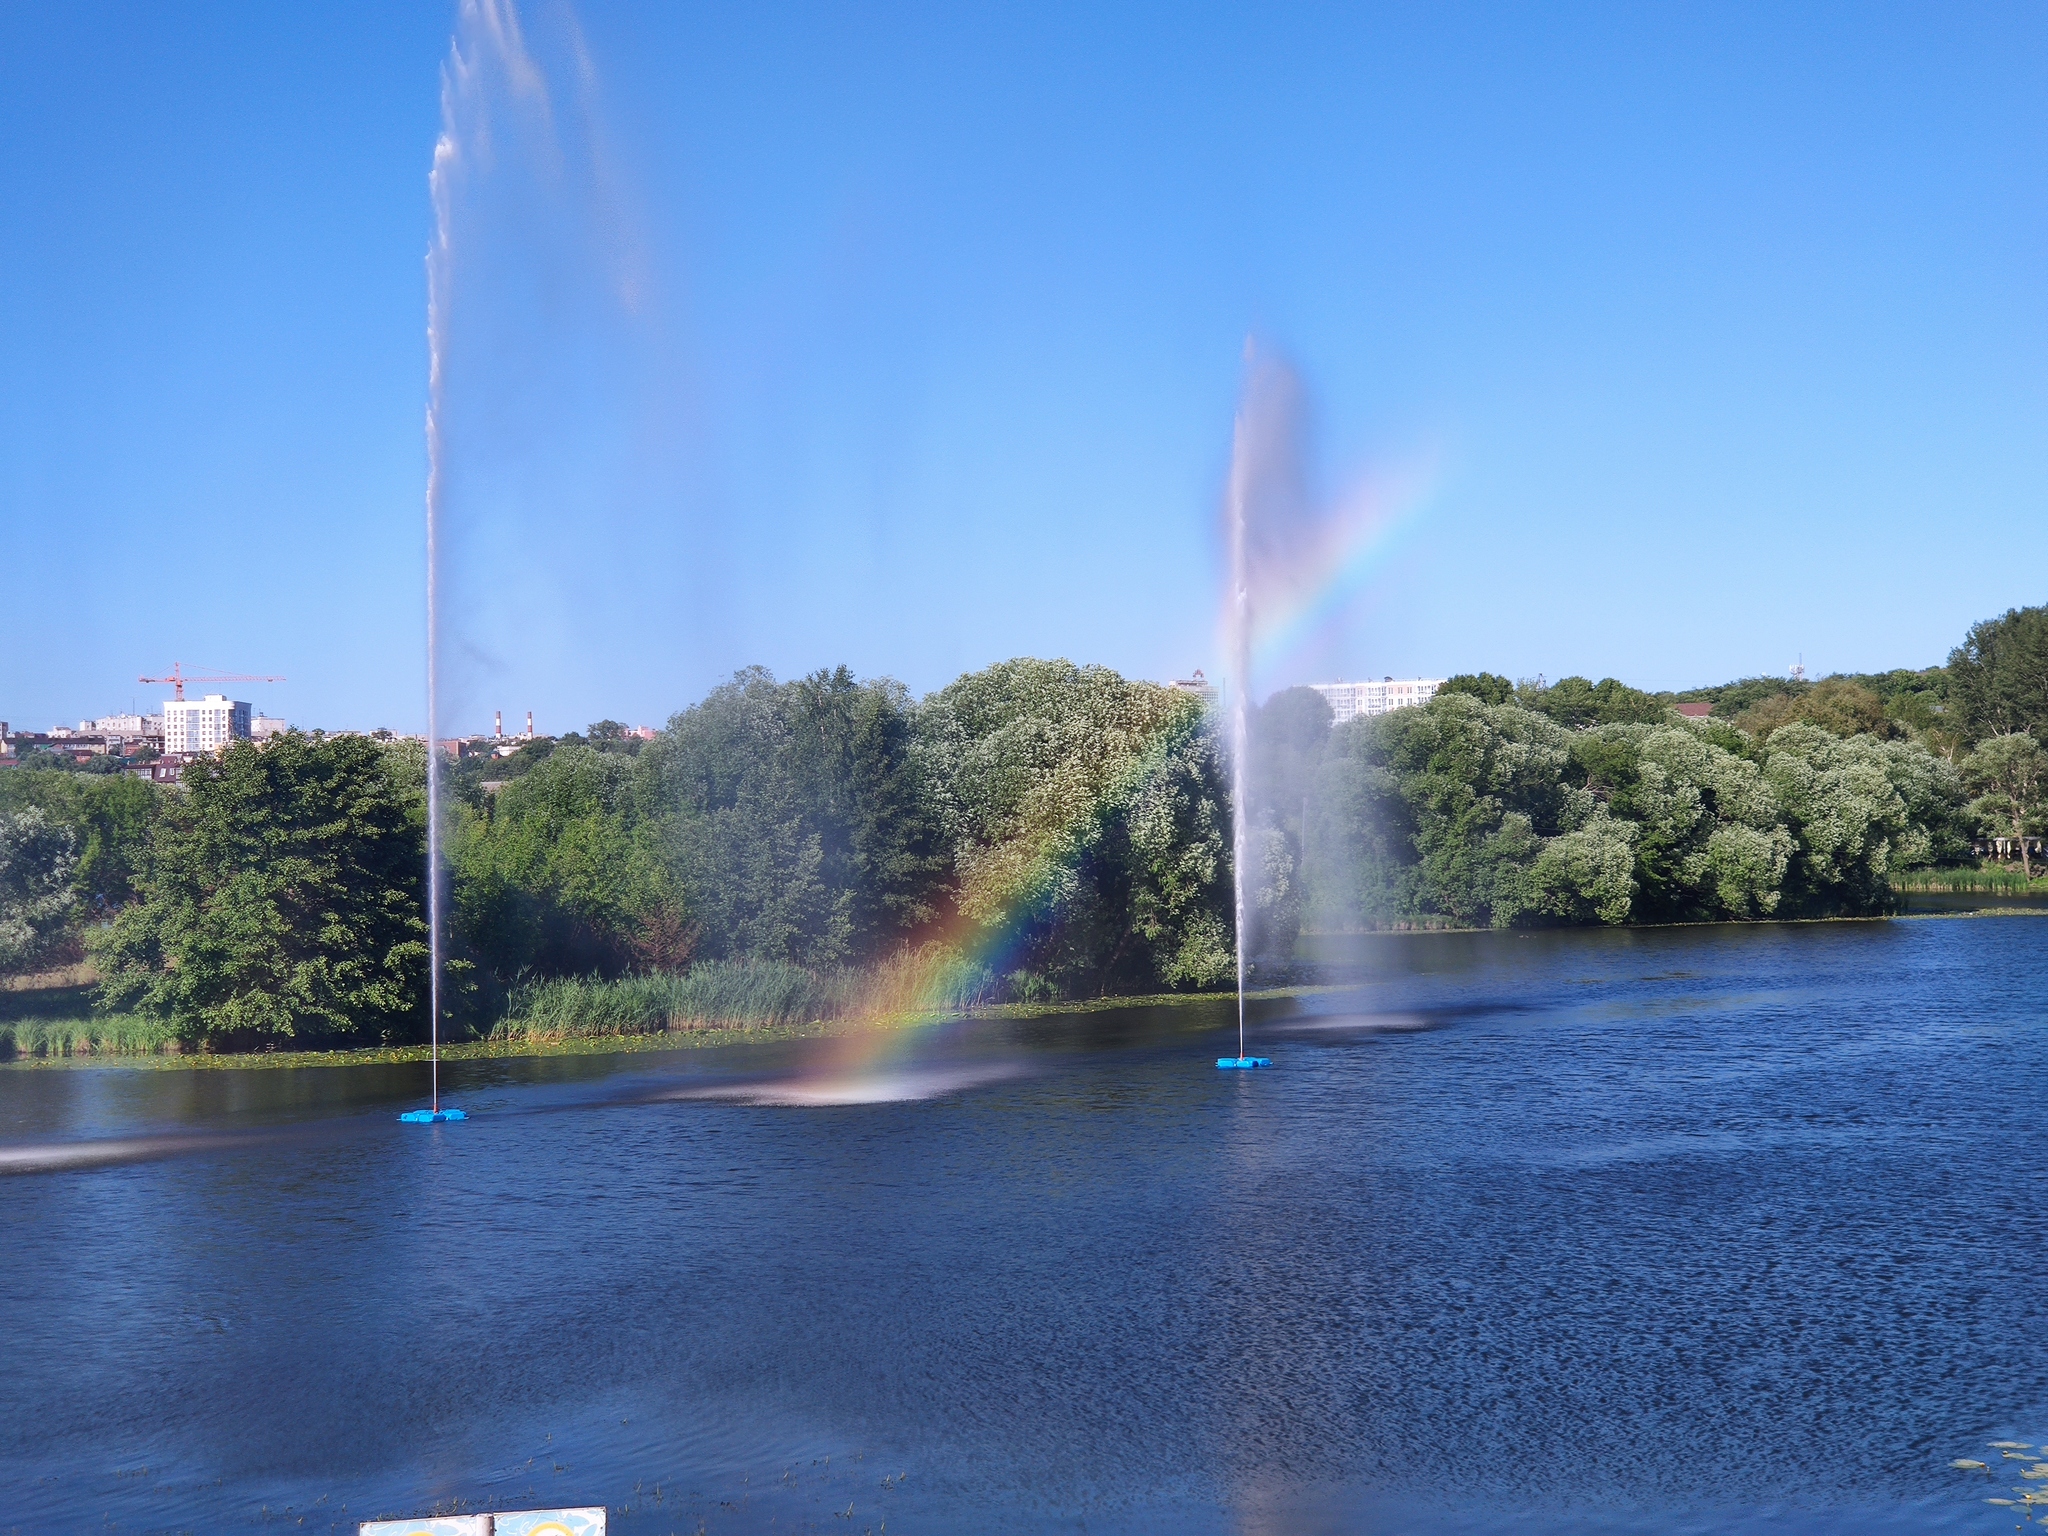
[
  {"left": 775, "top": 691, "right": 1214, "bottom": 1093},
  {"left": 764, "top": 447, "right": 1439, "bottom": 1098},
  {"left": 1242, "top": 453, "right": 1440, "bottom": 689}
]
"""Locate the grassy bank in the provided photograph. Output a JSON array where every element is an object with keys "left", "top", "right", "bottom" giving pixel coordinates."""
[
  {"left": 492, "top": 951, "right": 1007, "bottom": 1043},
  {"left": 1892, "top": 865, "right": 2048, "bottom": 896},
  {"left": 0, "top": 986, "right": 1270, "bottom": 1072},
  {"left": 0, "top": 966, "right": 176, "bottom": 1059},
  {"left": 496, "top": 962, "right": 839, "bottom": 1039},
  {"left": 0, "top": 1012, "right": 179, "bottom": 1060},
  {"left": 0, "top": 1019, "right": 854, "bottom": 1071}
]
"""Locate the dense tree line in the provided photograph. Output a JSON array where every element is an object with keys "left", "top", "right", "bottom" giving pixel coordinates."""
[
  {"left": 447, "top": 659, "right": 1231, "bottom": 1005},
  {"left": 1248, "top": 677, "right": 1972, "bottom": 947},
  {"left": 0, "top": 771, "right": 156, "bottom": 971},
  {"left": 0, "top": 601, "right": 2042, "bottom": 1048}
]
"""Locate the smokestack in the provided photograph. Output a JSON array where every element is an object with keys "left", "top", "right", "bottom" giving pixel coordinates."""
[
  {"left": 526, "top": 710, "right": 534, "bottom": 739},
  {"left": 494, "top": 710, "right": 503, "bottom": 739}
]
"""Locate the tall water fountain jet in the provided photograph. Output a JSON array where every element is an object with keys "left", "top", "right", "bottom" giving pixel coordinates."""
[
  {"left": 1215, "top": 349, "right": 1434, "bottom": 1071},
  {"left": 1217, "top": 348, "right": 1309, "bottom": 1070},
  {"left": 404, "top": 0, "right": 653, "bottom": 1123},
  {"left": 409, "top": 0, "right": 554, "bottom": 1123},
  {"left": 1223, "top": 394, "right": 1256, "bottom": 1066}
]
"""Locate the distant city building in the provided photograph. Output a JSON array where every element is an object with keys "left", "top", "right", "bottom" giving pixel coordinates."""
[
  {"left": 1674, "top": 702, "right": 1713, "bottom": 720},
  {"left": 250, "top": 713, "right": 290, "bottom": 742},
  {"left": 87, "top": 713, "right": 162, "bottom": 738},
  {"left": 163, "top": 694, "right": 251, "bottom": 755},
  {"left": 1165, "top": 669, "right": 1216, "bottom": 699},
  {"left": 1308, "top": 677, "right": 1444, "bottom": 725}
]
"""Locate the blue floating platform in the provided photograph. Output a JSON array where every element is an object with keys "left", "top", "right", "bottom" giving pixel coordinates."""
[
  {"left": 399, "top": 1107, "right": 468, "bottom": 1123},
  {"left": 1216, "top": 1057, "right": 1272, "bottom": 1069}
]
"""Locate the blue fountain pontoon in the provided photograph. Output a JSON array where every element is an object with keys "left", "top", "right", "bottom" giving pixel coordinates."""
[
  {"left": 1216, "top": 1056, "right": 1272, "bottom": 1069},
  {"left": 398, "top": 1107, "right": 467, "bottom": 1123}
]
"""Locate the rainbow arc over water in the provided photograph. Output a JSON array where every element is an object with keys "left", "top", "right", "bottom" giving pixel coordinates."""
[
  {"left": 777, "top": 407, "right": 1438, "bottom": 1096},
  {"left": 782, "top": 689, "right": 1213, "bottom": 1090},
  {"left": 1242, "top": 454, "right": 1440, "bottom": 689}
]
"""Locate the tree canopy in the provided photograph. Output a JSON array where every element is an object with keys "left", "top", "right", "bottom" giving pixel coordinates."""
[
  {"left": 0, "top": 808, "right": 80, "bottom": 973},
  {"left": 1735, "top": 679, "right": 1893, "bottom": 741},
  {"left": 915, "top": 659, "right": 1231, "bottom": 995},
  {"left": 94, "top": 733, "right": 430, "bottom": 1047},
  {"left": 1949, "top": 605, "right": 2048, "bottom": 744},
  {"left": 1295, "top": 690, "right": 1966, "bottom": 932}
]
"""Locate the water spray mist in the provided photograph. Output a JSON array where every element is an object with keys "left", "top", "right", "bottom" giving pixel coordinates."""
[{"left": 1219, "top": 350, "right": 1273, "bottom": 1071}]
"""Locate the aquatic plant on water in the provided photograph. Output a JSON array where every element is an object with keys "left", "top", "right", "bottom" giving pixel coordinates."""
[{"left": 1953, "top": 1438, "right": 2048, "bottom": 1522}]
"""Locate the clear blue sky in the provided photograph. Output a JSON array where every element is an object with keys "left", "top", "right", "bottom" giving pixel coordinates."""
[{"left": 4, "top": 1, "right": 2043, "bottom": 734}]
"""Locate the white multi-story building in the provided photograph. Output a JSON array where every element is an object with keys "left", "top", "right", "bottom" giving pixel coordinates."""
[
  {"left": 163, "top": 694, "right": 251, "bottom": 755},
  {"left": 250, "top": 714, "right": 290, "bottom": 742},
  {"left": 1308, "top": 677, "right": 1445, "bottom": 725},
  {"left": 86, "top": 713, "right": 163, "bottom": 741}
]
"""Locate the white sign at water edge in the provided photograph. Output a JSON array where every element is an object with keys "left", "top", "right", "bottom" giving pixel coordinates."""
[{"left": 360, "top": 1510, "right": 605, "bottom": 1536}]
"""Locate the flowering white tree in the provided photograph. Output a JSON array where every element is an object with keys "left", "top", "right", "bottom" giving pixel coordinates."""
[
  {"left": 0, "top": 807, "right": 78, "bottom": 974},
  {"left": 1962, "top": 733, "right": 2046, "bottom": 879}
]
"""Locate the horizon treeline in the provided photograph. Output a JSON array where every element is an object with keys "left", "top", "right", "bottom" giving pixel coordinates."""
[{"left": 2, "top": 603, "right": 2045, "bottom": 1049}]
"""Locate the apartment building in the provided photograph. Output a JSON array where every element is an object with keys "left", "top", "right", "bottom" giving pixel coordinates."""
[
  {"left": 163, "top": 694, "right": 251, "bottom": 754},
  {"left": 1306, "top": 677, "right": 1444, "bottom": 725}
]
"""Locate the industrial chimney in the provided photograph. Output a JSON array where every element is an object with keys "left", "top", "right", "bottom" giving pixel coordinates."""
[
  {"left": 526, "top": 710, "right": 534, "bottom": 739},
  {"left": 494, "top": 710, "right": 503, "bottom": 739}
]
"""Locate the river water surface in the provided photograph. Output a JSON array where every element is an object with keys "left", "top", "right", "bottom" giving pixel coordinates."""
[{"left": 6, "top": 917, "right": 2047, "bottom": 1535}]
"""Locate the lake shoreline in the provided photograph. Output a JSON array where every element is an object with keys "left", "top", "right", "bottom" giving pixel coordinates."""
[
  {"left": 7, "top": 905, "right": 2044, "bottom": 1072},
  {"left": 0, "top": 984, "right": 1306, "bottom": 1072}
]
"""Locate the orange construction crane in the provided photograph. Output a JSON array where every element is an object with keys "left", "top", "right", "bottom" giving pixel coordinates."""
[{"left": 139, "top": 662, "right": 286, "bottom": 702}]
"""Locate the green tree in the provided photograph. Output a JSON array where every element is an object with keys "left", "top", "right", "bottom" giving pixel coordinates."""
[
  {"left": 1949, "top": 605, "right": 2048, "bottom": 744},
  {"left": 1757, "top": 724, "right": 1947, "bottom": 914},
  {"left": 1527, "top": 816, "right": 1637, "bottom": 924},
  {"left": 1676, "top": 676, "right": 1805, "bottom": 718},
  {"left": 914, "top": 659, "right": 1230, "bottom": 993},
  {"left": 642, "top": 666, "right": 941, "bottom": 968},
  {"left": 1736, "top": 679, "right": 1891, "bottom": 741},
  {"left": 1961, "top": 733, "right": 2046, "bottom": 879},
  {"left": 1885, "top": 684, "right": 1965, "bottom": 761},
  {"left": 1437, "top": 672, "right": 1516, "bottom": 706},
  {"left": 93, "top": 734, "right": 430, "bottom": 1048},
  {"left": 1304, "top": 688, "right": 1965, "bottom": 930},
  {"left": 1571, "top": 724, "right": 1792, "bottom": 920},
  {"left": 0, "top": 807, "right": 80, "bottom": 973},
  {"left": 0, "top": 767, "right": 158, "bottom": 911},
  {"left": 450, "top": 742, "right": 689, "bottom": 978},
  {"left": 1308, "top": 727, "right": 1419, "bottom": 931},
  {"left": 1354, "top": 692, "right": 1594, "bottom": 927},
  {"left": 1521, "top": 675, "right": 1668, "bottom": 728}
]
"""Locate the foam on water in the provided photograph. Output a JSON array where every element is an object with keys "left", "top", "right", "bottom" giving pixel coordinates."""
[
  {"left": 0, "top": 1132, "right": 245, "bottom": 1176},
  {"left": 671, "top": 1059, "right": 1031, "bottom": 1107}
]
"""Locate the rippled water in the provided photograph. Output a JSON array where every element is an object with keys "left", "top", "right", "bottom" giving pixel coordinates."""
[{"left": 6, "top": 917, "right": 2047, "bottom": 1535}]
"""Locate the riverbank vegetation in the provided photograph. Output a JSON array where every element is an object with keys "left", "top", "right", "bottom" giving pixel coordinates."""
[
  {"left": 2, "top": 603, "right": 2043, "bottom": 1055},
  {"left": 0, "top": 967, "right": 167, "bottom": 1058}
]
